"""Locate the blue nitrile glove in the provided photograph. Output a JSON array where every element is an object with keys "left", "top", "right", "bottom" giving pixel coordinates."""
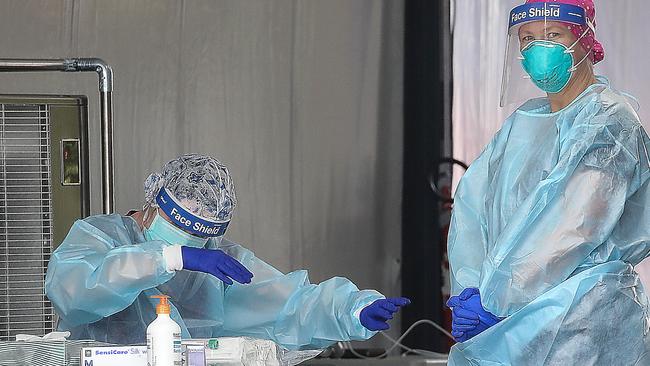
[
  {"left": 360, "top": 297, "right": 411, "bottom": 331},
  {"left": 446, "top": 288, "right": 502, "bottom": 342},
  {"left": 181, "top": 246, "right": 253, "bottom": 285}
]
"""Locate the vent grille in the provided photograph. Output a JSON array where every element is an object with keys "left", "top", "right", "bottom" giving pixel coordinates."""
[{"left": 0, "top": 103, "right": 55, "bottom": 340}]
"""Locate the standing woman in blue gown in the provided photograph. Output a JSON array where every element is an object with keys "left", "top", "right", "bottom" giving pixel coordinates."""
[{"left": 446, "top": 1, "right": 650, "bottom": 364}]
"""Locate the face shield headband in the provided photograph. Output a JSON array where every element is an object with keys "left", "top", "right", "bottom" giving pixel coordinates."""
[
  {"left": 500, "top": 2, "right": 588, "bottom": 105},
  {"left": 155, "top": 187, "right": 230, "bottom": 238},
  {"left": 509, "top": 2, "right": 586, "bottom": 30}
]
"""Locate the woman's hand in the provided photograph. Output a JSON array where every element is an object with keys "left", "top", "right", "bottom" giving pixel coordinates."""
[
  {"left": 447, "top": 288, "right": 502, "bottom": 342},
  {"left": 360, "top": 297, "right": 411, "bottom": 331},
  {"left": 181, "top": 247, "right": 253, "bottom": 285}
]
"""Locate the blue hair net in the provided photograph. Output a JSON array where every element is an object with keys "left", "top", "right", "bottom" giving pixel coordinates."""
[{"left": 143, "top": 154, "right": 237, "bottom": 223}]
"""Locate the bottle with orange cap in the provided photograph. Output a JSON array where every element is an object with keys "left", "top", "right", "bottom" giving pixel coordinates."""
[{"left": 147, "top": 295, "right": 182, "bottom": 366}]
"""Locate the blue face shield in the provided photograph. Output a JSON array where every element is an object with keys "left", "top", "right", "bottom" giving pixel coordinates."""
[
  {"left": 143, "top": 212, "right": 209, "bottom": 248},
  {"left": 500, "top": 2, "right": 593, "bottom": 106}
]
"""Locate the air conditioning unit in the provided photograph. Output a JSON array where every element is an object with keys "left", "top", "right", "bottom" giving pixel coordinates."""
[
  {"left": 0, "top": 58, "right": 114, "bottom": 342},
  {"left": 0, "top": 95, "right": 90, "bottom": 340}
]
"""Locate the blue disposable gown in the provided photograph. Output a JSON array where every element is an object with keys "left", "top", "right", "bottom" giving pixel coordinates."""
[
  {"left": 44, "top": 214, "right": 382, "bottom": 350},
  {"left": 448, "top": 78, "right": 650, "bottom": 365}
]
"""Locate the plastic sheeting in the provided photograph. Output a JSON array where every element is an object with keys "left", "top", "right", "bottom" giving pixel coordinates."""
[
  {"left": 205, "top": 337, "right": 321, "bottom": 366},
  {"left": 0, "top": 0, "right": 404, "bottom": 330},
  {"left": 452, "top": 0, "right": 650, "bottom": 178},
  {"left": 451, "top": 0, "right": 650, "bottom": 287}
]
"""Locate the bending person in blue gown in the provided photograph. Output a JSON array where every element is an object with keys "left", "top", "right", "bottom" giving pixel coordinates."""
[{"left": 45, "top": 153, "right": 409, "bottom": 350}]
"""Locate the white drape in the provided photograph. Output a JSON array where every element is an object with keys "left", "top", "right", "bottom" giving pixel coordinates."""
[
  {"left": 452, "top": 0, "right": 650, "bottom": 290},
  {"left": 453, "top": 0, "right": 649, "bottom": 176}
]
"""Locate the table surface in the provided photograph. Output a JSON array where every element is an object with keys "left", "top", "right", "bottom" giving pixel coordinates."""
[{"left": 303, "top": 355, "right": 448, "bottom": 366}]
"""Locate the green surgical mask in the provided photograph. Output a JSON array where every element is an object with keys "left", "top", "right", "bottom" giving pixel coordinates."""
[
  {"left": 520, "top": 25, "right": 592, "bottom": 94},
  {"left": 143, "top": 212, "right": 209, "bottom": 248},
  {"left": 521, "top": 40, "right": 575, "bottom": 93}
]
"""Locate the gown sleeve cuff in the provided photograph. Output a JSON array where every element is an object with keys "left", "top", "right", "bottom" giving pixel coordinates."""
[
  {"left": 162, "top": 245, "right": 183, "bottom": 273},
  {"left": 351, "top": 290, "right": 385, "bottom": 336}
]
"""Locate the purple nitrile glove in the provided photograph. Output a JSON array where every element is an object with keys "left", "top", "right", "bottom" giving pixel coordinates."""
[
  {"left": 360, "top": 297, "right": 411, "bottom": 331},
  {"left": 181, "top": 246, "right": 253, "bottom": 285},
  {"left": 446, "top": 288, "right": 502, "bottom": 342}
]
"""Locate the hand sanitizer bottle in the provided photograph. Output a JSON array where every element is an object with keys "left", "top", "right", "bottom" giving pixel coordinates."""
[{"left": 147, "top": 295, "right": 181, "bottom": 366}]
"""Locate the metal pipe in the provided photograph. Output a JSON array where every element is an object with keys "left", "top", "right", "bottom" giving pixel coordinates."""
[
  {"left": 0, "top": 59, "right": 67, "bottom": 71},
  {"left": 99, "top": 91, "right": 114, "bottom": 214},
  {"left": 0, "top": 58, "right": 115, "bottom": 213}
]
